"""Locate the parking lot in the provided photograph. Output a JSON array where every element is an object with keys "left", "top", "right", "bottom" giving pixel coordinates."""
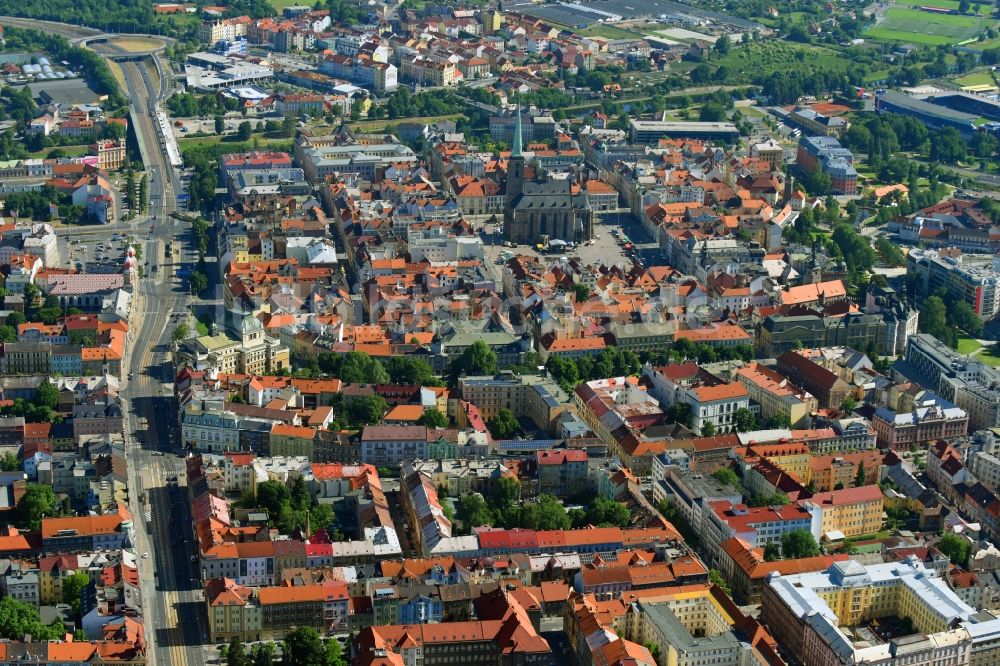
[
  {"left": 60, "top": 234, "right": 131, "bottom": 271},
  {"left": 482, "top": 209, "right": 661, "bottom": 274},
  {"left": 171, "top": 116, "right": 269, "bottom": 139}
]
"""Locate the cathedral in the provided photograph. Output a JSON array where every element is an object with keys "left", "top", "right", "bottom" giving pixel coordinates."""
[{"left": 502, "top": 110, "right": 593, "bottom": 245}]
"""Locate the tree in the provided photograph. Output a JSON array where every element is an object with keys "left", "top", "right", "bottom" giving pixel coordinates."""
[
  {"left": 255, "top": 480, "right": 291, "bottom": 517},
  {"left": 665, "top": 402, "right": 692, "bottom": 426},
  {"left": 237, "top": 120, "right": 253, "bottom": 141},
  {"left": 919, "top": 295, "right": 952, "bottom": 344},
  {"left": 252, "top": 643, "right": 275, "bottom": 666},
  {"left": 0, "top": 452, "right": 18, "bottom": 472},
  {"left": 712, "top": 467, "right": 740, "bottom": 489},
  {"left": 16, "top": 483, "right": 59, "bottom": 530},
  {"left": 490, "top": 476, "right": 521, "bottom": 513},
  {"left": 781, "top": 529, "right": 821, "bottom": 558},
  {"left": 855, "top": 461, "right": 867, "bottom": 488},
  {"left": 732, "top": 408, "right": 757, "bottom": 432},
  {"left": 708, "top": 568, "right": 731, "bottom": 595},
  {"left": 326, "top": 638, "right": 347, "bottom": 666},
  {"left": 457, "top": 492, "right": 493, "bottom": 532},
  {"left": 384, "top": 357, "right": 442, "bottom": 386},
  {"left": 714, "top": 34, "right": 731, "bottom": 55},
  {"left": 929, "top": 128, "right": 967, "bottom": 164},
  {"left": 214, "top": 115, "right": 225, "bottom": 135},
  {"left": 841, "top": 396, "right": 858, "bottom": 412},
  {"left": 62, "top": 571, "right": 90, "bottom": 616},
  {"left": 172, "top": 323, "right": 190, "bottom": 342},
  {"left": 960, "top": 0, "right": 971, "bottom": 12},
  {"left": 337, "top": 352, "right": 389, "bottom": 384},
  {"left": 0, "top": 596, "right": 63, "bottom": 640},
  {"left": 35, "top": 381, "right": 58, "bottom": 410},
  {"left": 577, "top": 497, "right": 631, "bottom": 528},
  {"left": 763, "top": 542, "right": 782, "bottom": 561},
  {"left": 417, "top": 408, "right": 448, "bottom": 429},
  {"left": 282, "top": 627, "right": 328, "bottom": 666},
  {"left": 699, "top": 103, "right": 727, "bottom": 122},
  {"left": 938, "top": 533, "right": 971, "bottom": 565},
  {"left": 572, "top": 283, "right": 591, "bottom": 302},
  {"left": 189, "top": 270, "right": 209, "bottom": 295},
  {"left": 701, "top": 421, "right": 717, "bottom": 436},
  {"left": 948, "top": 299, "right": 985, "bottom": 338},
  {"left": 346, "top": 395, "right": 388, "bottom": 426},
  {"left": 227, "top": 637, "right": 248, "bottom": 666},
  {"left": 487, "top": 408, "right": 519, "bottom": 439},
  {"left": 452, "top": 340, "right": 498, "bottom": 377}
]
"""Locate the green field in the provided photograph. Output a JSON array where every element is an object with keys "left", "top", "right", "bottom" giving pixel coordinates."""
[
  {"left": 954, "top": 70, "right": 997, "bottom": 87},
  {"left": 579, "top": 24, "right": 644, "bottom": 39},
  {"left": 866, "top": 7, "right": 990, "bottom": 44},
  {"left": 893, "top": 0, "right": 989, "bottom": 14},
  {"left": 268, "top": 0, "right": 309, "bottom": 9},
  {"left": 713, "top": 42, "right": 856, "bottom": 80},
  {"left": 28, "top": 144, "right": 90, "bottom": 159},
  {"left": 978, "top": 347, "right": 1000, "bottom": 365},
  {"left": 957, "top": 334, "right": 983, "bottom": 355}
]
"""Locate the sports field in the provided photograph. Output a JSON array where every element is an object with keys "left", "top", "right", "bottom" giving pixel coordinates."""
[
  {"left": 893, "top": 0, "right": 989, "bottom": 14},
  {"left": 866, "top": 7, "right": 989, "bottom": 45}
]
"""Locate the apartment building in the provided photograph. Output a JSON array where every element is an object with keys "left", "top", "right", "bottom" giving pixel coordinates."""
[
  {"left": 206, "top": 577, "right": 260, "bottom": 642},
  {"left": 908, "top": 249, "right": 1000, "bottom": 319},
  {"left": 903, "top": 333, "right": 1000, "bottom": 431},
  {"left": 703, "top": 501, "right": 815, "bottom": 567},
  {"left": 762, "top": 558, "right": 1000, "bottom": 665},
  {"left": 354, "top": 591, "right": 550, "bottom": 665},
  {"left": 775, "top": 351, "right": 851, "bottom": 410},
  {"left": 259, "top": 582, "right": 349, "bottom": 638},
  {"left": 457, "top": 374, "right": 571, "bottom": 435},
  {"left": 641, "top": 363, "right": 749, "bottom": 434},
  {"left": 268, "top": 423, "right": 315, "bottom": 459},
  {"left": 716, "top": 537, "right": 849, "bottom": 604},
  {"left": 735, "top": 362, "right": 817, "bottom": 427},
  {"left": 873, "top": 398, "right": 969, "bottom": 450},
  {"left": 620, "top": 587, "right": 779, "bottom": 666},
  {"left": 360, "top": 425, "right": 427, "bottom": 466},
  {"left": 40, "top": 512, "right": 131, "bottom": 553},
  {"left": 400, "top": 465, "right": 452, "bottom": 555},
  {"left": 181, "top": 406, "right": 240, "bottom": 453},
  {"left": 800, "top": 485, "right": 884, "bottom": 539},
  {"left": 536, "top": 449, "right": 589, "bottom": 497},
  {"left": 796, "top": 135, "right": 857, "bottom": 194},
  {"left": 200, "top": 16, "right": 251, "bottom": 44}
]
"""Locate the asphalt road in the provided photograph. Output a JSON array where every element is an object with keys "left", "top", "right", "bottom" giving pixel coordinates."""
[{"left": 114, "top": 56, "right": 208, "bottom": 666}]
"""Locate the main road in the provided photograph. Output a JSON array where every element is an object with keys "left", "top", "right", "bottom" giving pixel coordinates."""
[
  {"left": 0, "top": 14, "right": 210, "bottom": 664},
  {"left": 117, "top": 55, "right": 209, "bottom": 666}
]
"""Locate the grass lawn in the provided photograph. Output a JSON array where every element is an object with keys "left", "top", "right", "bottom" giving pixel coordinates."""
[
  {"left": 977, "top": 347, "right": 1000, "bottom": 365},
  {"left": 893, "top": 0, "right": 990, "bottom": 14},
  {"left": 866, "top": 7, "right": 991, "bottom": 44},
  {"left": 111, "top": 37, "right": 165, "bottom": 52},
  {"left": 954, "top": 70, "right": 996, "bottom": 87},
  {"left": 973, "top": 35, "right": 1000, "bottom": 49},
  {"left": 27, "top": 144, "right": 90, "bottom": 159},
  {"left": 268, "top": 0, "right": 309, "bottom": 9},
  {"left": 349, "top": 113, "right": 465, "bottom": 133},
  {"left": 178, "top": 132, "right": 292, "bottom": 149},
  {"left": 714, "top": 42, "right": 856, "bottom": 81},
  {"left": 956, "top": 335, "right": 983, "bottom": 354},
  {"left": 195, "top": 320, "right": 209, "bottom": 336},
  {"left": 579, "top": 24, "right": 642, "bottom": 39}
]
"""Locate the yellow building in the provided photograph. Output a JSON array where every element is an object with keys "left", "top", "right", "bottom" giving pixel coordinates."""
[
  {"left": 206, "top": 578, "right": 262, "bottom": 642},
  {"left": 735, "top": 363, "right": 817, "bottom": 428},
  {"left": 483, "top": 9, "right": 502, "bottom": 34},
  {"left": 801, "top": 485, "right": 884, "bottom": 539}
]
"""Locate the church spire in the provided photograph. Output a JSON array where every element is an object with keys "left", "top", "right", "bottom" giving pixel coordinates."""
[{"left": 512, "top": 103, "right": 523, "bottom": 158}]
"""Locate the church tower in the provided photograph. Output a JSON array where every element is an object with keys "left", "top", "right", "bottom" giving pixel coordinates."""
[{"left": 506, "top": 105, "right": 525, "bottom": 204}]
